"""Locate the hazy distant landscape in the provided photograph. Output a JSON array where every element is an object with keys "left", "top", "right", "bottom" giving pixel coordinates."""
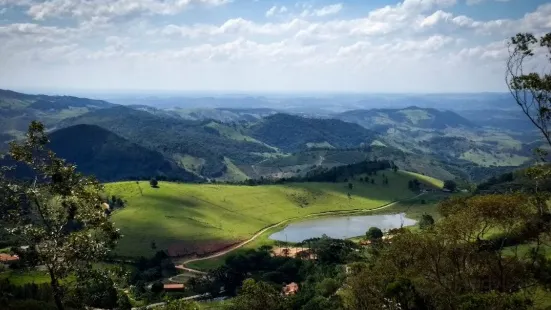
[{"left": 2, "top": 0, "right": 551, "bottom": 309}]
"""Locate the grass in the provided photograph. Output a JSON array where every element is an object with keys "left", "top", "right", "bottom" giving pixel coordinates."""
[
  {"left": 206, "top": 122, "right": 278, "bottom": 151},
  {"left": 370, "top": 191, "right": 451, "bottom": 221},
  {"left": 460, "top": 149, "right": 530, "bottom": 167},
  {"left": 173, "top": 154, "right": 205, "bottom": 175},
  {"left": 0, "top": 269, "right": 52, "bottom": 285},
  {"left": 216, "top": 157, "right": 249, "bottom": 182},
  {"left": 185, "top": 224, "right": 286, "bottom": 271},
  {"left": 107, "top": 170, "right": 441, "bottom": 257},
  {"left": 399, "top": 171, "right": 444, "bottom": 188}
]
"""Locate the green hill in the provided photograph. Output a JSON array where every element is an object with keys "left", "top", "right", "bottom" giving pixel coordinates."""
[
  {"left": 106, "top": 171, "right": 442, "bottom": 257},
  {"left": 59, "top": 106, "right": 276, "bottom": 177},
  {"left": 336, "top": 106, "right": 475, "bottom": 130},
  {"left": 0, "top": 89, "right": 114, "bottom": 145},
  {"left": 48, "top": 124, "right": 198, "bottom": 182},
  {"left": 247, "top": 114, "right": 377, "bottom": 152}
]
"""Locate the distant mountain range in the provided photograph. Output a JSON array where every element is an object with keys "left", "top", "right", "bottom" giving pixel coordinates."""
[
  {"left": 0, "top": 89, "right": 539, "bottom": 183},
  {"left": 335, "top": 106, "right": 475, "bottom": 130}
]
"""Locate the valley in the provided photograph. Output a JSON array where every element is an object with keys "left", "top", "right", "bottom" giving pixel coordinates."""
[
  {"left": 1, "top": 88, "right": 549, "bottom": 309},
  {"left": 106, "top": 170, "right": 440, "bottom": 258},
  {"left": 0, "top": 89, "right": 539, "bottom": 185}
]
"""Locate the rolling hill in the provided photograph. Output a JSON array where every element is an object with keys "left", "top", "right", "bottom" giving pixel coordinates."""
[
  {"left": 58, "top": 105, "right": 276, "bottom": 177},
  {"left": 335, "top": 106, "right": 475, "bottom": 130},
  {"left": 0, "top": 89, "right": 114, "bottom": 145},
  {"left": 48, "top": 124, "right": 198, "bottom": 182},
  {"left": 247, "top": 113, "right": 377, "bottom": 152},
  {"left": 107, "top": 170, "right": 442, "bottom": 257}
]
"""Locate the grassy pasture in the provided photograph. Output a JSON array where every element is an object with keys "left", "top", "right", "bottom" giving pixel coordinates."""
[{"left": 107, "top": 171, "right": 442, "bottom": 257}]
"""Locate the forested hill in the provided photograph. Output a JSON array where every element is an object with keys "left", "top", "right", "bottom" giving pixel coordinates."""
[
  {"left": 247, "top": 113, "right": 377, "bottom": 152},
  {"left": 49, "top": 124, "right": 199, "bottom": 182},
  {"left": 58, "top": 105, "right": 277, "bottom": 177},
  {"left": 335, "top": 106, "right": 475, "bottom": 130},
  {"left": 0, "top": 89, "right": 114, "bottom": 144}
]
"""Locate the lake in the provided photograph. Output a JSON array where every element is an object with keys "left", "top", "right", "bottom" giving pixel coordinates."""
[{"left": 269, "top": 213, "right": 416, "bottom": 242}]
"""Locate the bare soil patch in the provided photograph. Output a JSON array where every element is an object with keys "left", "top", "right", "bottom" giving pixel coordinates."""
[{"left": 168, "top": 240, "right": 242, "bottom": 257}]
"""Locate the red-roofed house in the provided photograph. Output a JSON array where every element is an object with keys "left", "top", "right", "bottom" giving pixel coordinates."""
[
  {"left": 164, "top": 283, "right": 185, "bottom": 291},
  {"left": 0, "top": 253, "right": 20, "bottom": 265},
  {"left": 282, "top": 282, "right": 299, "bottom": 296}
]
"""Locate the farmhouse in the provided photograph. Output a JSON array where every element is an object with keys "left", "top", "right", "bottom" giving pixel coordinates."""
[
  {"left": 282, "top": 282, "right": 299, "bottom": 296},
  {"left": 163, "top": 283, "right": 185, "bottom": 291},
  {"left": 0, "top": 253, "right": 20, "bottom": 265}
]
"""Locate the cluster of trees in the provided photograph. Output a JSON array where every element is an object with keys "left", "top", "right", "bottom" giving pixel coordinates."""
[
  {"left": 408, "top": 179, "right": 422, "bottom": 192},
  {"left": 60, "top": 106, "right": 276, "bottom": 177},
  {"left": 247, "top": 113, "right": 377, "bottom": 153},
  {"left": 188, "top": 236, "right": 358, "bottom": 310}
]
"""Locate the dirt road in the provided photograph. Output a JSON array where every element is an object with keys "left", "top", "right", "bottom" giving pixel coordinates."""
[{"left": 174, "top": 193, "right": 424, "bottom": 275}]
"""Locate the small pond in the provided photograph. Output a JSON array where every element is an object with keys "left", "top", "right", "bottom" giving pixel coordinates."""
[{"left": 269, "top": 213, "right": 416, "bottom": 242}]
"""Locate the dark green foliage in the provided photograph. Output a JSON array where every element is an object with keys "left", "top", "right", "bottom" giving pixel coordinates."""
[
  {"left": 315, "top": 278, "right": 340, "bottom": 297},
  {"left": 247, "top": 113, "right": 377, "bottom": 152},
  {"left": 1, "top": 121, "right": 121, "bottom": 310},
  {"left": 59, "top": 106, "right": 275, "bottom": 177},
  {"left": 150, "top": 177, "right": 159, "bottom": 188},
  {"left": 225, "top": 278, "right": 286, "bottom": 310},
  {"left": 366, "top": 227, "right": 383, "bottom": 241},
  {"left": 0, "top": 280, "right": 54, "bottom": 308},
  {"left": 418, "top": 213, "right": 435, "bottom": 230},
  {"left": 47, "top": 124, "right": 197, "bottom": 182},
  {"left": 68, "top": 269, "right": 119, "bottom": 309},
  {"left": 4, "top": 300, "right": 58, "bottom": 310},
  {"left": 306, "top": 235, "right": 358, "bottom": 265},
  {"left": 408, "top": 179, "right": 421, "bottom": 191},
  {"left": 444, "top": 180, "right": 458, "bottom": 191},
  {"left": 151, "top": 281, "right": 164, "bottom": 294}
]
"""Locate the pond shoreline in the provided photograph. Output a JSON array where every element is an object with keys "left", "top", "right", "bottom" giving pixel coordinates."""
[{"left": 175, "top": 193, "right": 425, "bottom": 273}]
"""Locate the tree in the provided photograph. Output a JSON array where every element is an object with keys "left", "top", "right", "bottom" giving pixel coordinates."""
[
  {"left": 366, "top": 227, "right": 383, "bottom": 241},
  {"left": 316, "top": 278, "right": 340, "bottom": 297},
  {"left": 151, "top": 281, "right": 164, "bottom": 294},
  {"left": 150, "top": 177, "right": 159, "bottom": 188},
  {"left": 506, "top": 32, "right": 551, "bottom": 151},
  {"left": 443, "top": 180, "right": 457, "bottom": 192},
  {"left": 418, "top": 213, "right": 435, "bottom": 230},
  {"left": 226, "top": 278, "right": 286, "bottom": 310},
  {"left": 0, "top": 121, "right": 121, "bottom": 310},
  {"left": 348, "top": 183, "right": 353, "bottom": 190}
]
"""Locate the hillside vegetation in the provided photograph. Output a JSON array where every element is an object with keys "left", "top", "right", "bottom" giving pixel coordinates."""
[
  {"left": 48, "top": 124, "right": 198, "bottom": 182},
  {"left": 107, "top": 170, "right": 441, "bottom": 257},
  {"left": 247, "top": 114, "right": 377, "bottom": 152},
  {"left": 0, "top": 89, "right": 113, "bottom": 145}
]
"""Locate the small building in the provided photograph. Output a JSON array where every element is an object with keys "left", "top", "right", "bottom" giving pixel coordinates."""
[
  {"left": 163, "top": 283, "right": 185, "bottom": 291},
  {"left": 0, "top": 253, "right": 20, "bottom": 265},
  {"left": 282, "top": 282, "right": 299, "bottom": 296}
]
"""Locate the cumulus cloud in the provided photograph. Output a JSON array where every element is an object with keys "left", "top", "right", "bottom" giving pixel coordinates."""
[
  {"left": 466, "top": 0, "right": 510, "bottom": 5},
  {"left": 26, "top": 0, "right": 231, "bottom": 20},
  {"left": 1, "top": 0, "right": 550, "bottom": 92},
  {"left": 312, "top": 3, "right": 343, "bottom": 17}
]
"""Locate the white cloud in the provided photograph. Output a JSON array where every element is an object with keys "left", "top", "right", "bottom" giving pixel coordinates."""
[
  {"left": 466, "top": 0, "right": 510, "bottom": 5},
  {"left": 26, "top": 0, "right": 231, "bottom": 20},
  {"left": 1, "top": 0, "right": 550, "bottom": 92},
  {"left": 312, "top": 3, "right": 342, "bottom": 17},
  {"left": 265, "top": 6, "right": 277, "bottom": 17},
  {"left": 265, "top": 5, "right": 288, "bottom": 17}
]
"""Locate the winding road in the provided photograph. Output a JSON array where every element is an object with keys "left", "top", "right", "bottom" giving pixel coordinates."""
[{"left": 171, "top": 193, "right": 425, "bottom": 278}]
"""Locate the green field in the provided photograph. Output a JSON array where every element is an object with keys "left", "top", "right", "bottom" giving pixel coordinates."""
[{"left": 107, "top": 171, "right": 442, "bottom": 257}]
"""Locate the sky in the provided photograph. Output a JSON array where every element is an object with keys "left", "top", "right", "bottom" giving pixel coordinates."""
[{"left": 0, "top": 0, "right": 550, "bottom": 93}]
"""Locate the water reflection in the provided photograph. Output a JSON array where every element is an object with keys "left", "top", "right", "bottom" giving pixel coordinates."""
[{"left": 269, "top": 213, "right": 416, "bottom": 242}]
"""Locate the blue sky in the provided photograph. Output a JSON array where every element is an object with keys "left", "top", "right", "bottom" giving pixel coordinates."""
[{"left": 0, "top": 0, "right": 550, "bottom": 93}]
